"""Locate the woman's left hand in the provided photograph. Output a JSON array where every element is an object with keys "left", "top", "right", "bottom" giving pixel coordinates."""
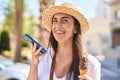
[{"left": 78, "top": 75, "right": 92, "bottom": 80}]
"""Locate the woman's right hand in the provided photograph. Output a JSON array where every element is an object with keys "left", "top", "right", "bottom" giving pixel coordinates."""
[
  {"left": 31, "top": 43, "right": 45, "bottom": 65},
  {"left": 28, "top": 43, "right": 44, "bottom": 80}
]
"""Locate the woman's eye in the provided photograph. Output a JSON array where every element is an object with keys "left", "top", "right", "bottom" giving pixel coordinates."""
[
  {"left": 63, "top": 19, "right": 68, "bottom": 22},
  {"left": 64, "top": 19, "right": 68, "bottom": 22},
  {"left": 52, "top": 20, "right": 57, "bottom": 23}
]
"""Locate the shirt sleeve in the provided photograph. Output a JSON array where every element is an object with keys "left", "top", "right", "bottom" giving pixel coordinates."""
[
  {"left": 88, "top": 54, "right": 101, "bottom": 80},
  {"left": 38, "top": 48, "right": 53, "bottom": 80}
]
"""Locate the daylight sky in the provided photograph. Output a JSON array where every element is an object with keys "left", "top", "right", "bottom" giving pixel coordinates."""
[
  {"left": 26, "top": 0, "right": 100, "bottom": 19},
  {"left": 56, "top": 0, "right": 100, "bottom": 19},
  {"left": 0, "top": 0, "right": 100, "bottom": 24}
]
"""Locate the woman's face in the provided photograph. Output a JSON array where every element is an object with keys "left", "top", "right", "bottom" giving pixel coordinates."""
[{"left": 52, "top": 13, "right": 76, "bottom": 43}]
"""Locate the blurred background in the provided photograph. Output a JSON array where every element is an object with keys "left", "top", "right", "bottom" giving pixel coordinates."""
[{"left": 0, "top": 0, "right": 120, "bottom": 80}]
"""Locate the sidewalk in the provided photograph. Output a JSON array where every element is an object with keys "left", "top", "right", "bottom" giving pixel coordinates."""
[
  {"left": 100, "top": 58, "right": 120, "bottom": 74},
  {"left": 101, "top": 58, "right": 120, "bottom": 80}
]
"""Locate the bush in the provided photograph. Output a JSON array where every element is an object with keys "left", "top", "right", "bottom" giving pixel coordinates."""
[
  {"left": 0, "top": 30, "right": 10, "bottom": 51},
  {"left": 22, "top": 39, "right": 29, "bottom": 47},
  {"left": 0, "top": 38, "right": 1, "bottom": 54}
]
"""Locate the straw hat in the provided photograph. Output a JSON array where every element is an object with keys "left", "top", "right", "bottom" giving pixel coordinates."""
[{"left": 42, "top": 3, "right": 89, "bottom": 34}]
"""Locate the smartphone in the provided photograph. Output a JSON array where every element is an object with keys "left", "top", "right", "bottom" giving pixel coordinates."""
[{"left": 22, "top": 34, "right": 47, "bottom": 54}]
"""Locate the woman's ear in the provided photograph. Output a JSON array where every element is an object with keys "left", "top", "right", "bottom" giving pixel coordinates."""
[
  {"left": 74, "top": 30, "right": 77, "bottom": 33},
  {"left": 74, "top": 26, "right": 77, "bottom": 33}
]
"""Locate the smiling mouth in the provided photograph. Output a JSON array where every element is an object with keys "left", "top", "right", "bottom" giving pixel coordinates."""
[{"left": 55, "top": 30, "right": 66, "bottom": 34}]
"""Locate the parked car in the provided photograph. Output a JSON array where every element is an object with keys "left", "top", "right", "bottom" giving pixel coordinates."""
[{"left": 0, "top": 55, "right": 30, "bottom": 80}]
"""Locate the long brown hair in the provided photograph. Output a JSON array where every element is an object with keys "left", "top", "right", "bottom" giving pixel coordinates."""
[{"left": 49, "top": 16, "right": 87, "bottom": 80}]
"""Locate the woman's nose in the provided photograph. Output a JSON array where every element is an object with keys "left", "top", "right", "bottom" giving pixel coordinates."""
[{"left": 54, "top": 21, "right": 62, "bottom": 28}]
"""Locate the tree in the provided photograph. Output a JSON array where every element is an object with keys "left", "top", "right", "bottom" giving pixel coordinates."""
[
  {"left": 22, "top": 15, "right": 36, "bottom": 37},
  {"left": 38, "top": 0, "right": 56, "bottom": 47},
  {"left": 14, "top": 0, "right": 23, "bottom": 62},
  {"left": 2, "top": 0, "right": 14, "bottom": 33}
]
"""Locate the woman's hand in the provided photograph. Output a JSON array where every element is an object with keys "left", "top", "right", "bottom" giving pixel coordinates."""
[
  {"left": 28, "top": 43, "right": 45, "bottom": 80},
  {"left": 78, "top": 74, "right": 92, "bottom": 80},
  {"left": 31, "top": 43, "right": 45, "bottom": 65}
]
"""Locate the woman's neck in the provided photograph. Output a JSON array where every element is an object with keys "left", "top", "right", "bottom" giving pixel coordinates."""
[{"left": 57, "top": 41, "right": 73, "bottom": 58}]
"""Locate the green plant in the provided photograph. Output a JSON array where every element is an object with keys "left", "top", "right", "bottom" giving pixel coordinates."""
[
  {"left": 0, "top": 38, "right": 1, "bottom": 54},
  {"left": 0, "top": 30, "right": 10, "bottom": 51},
  {"left": 22, "top": 39, "right": 29, "bottom": 47}
]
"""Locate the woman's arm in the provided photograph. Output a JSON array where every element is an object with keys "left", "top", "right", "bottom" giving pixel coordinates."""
[
  {"left": 28, "top": 43, "right": 44, "bottom": 80},
  {"left": 88, "top": 54, "right": 101, "bottom": 80},
  {"left": 28, "top": 63, "right": 39, "bottom": 80}
]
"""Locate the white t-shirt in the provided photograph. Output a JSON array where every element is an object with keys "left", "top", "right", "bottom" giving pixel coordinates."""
[{"left": 38, "top": 48, "right": 101, "bottom": 80}]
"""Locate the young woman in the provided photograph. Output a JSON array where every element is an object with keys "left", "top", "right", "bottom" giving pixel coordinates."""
[{"left": 28, "top": 3, "right": 101, "bottom": 80}]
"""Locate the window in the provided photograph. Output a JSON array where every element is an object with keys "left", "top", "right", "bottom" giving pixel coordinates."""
[
  {"left": 112, "top": 29, "right": 120, "bottom": 47},
  {"left": 115, "top": 9, "right": 120, "bottom": 19}
]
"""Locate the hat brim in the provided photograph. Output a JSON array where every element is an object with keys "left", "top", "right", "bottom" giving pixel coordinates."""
[{"left": 42, "top": 6, "right": 89, "bottom": 34}]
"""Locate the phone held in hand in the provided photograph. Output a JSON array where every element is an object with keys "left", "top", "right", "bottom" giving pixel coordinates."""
[{"left": 22, "top": 34, "right": 47, "bottom": 54}]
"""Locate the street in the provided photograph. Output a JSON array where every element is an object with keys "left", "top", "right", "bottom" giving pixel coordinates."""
[{"left": 101, "top": 60, "right": 120, "bottom": 80}]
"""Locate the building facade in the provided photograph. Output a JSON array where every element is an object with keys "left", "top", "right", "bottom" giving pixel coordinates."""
[
  {"left": 83, "top": 0, "right": 120, "bottom": 68},
  {"left": 96, "top": 0, "right": 120, "bottom": 68}
]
